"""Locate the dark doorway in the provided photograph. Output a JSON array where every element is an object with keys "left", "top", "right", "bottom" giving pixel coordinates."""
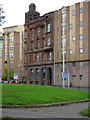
[{"left": 49, "top": 67, "right": 52, "bottom": 85}]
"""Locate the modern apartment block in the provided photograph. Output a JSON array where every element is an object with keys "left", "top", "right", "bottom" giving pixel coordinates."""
[
  {"left": 1, "top": 25, "right": 24, "bottom": 82},
  {"left": 54, "top": 0, "right": 90, "bottom": 88},
  {"left": 24, "top": 0, "right": 90, "bottom": 87}
]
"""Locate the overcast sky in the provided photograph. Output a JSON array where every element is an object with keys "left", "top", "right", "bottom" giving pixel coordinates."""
[{"left": 0, "top": 0, "right": 84, "bottom": 30}]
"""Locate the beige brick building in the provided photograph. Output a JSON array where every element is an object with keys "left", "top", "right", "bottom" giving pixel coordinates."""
[
  {"left": 54, "top": 1, "right": 89, "bottom": 87},
  {"left": 24, "top": 0, "right": 90, "bottom": 88},
  {"left": 1, "top": 25, "right": 24, "bottom": 82}
]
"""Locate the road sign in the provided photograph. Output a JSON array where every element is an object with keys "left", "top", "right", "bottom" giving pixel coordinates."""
[
  {"left": 43, "top": 67, "right": 46, "bottom": 70},
  {"left": 13, "top": 73, "right": 18, "bottom": 79},
  {"left": 62, "top": 73, "right": 69, "bottom": 78}
]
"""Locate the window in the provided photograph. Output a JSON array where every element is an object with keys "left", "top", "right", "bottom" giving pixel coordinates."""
[
  {"left": 25, "top": 31, "right": 27, "bottom": 38},
  {"left": 36, "top": 54, "right": 39, "bottom": 62},
  {"left": 43, "top": 54, "right": 45, "bottom": 61},
  {"left": 70, "top": 50, "right": 72, "bottom": 54},
  {"left": 47, "top": 24, "right": 50, "bottom": 32},
  {"left": 72, "top": 36, "right": 75, "bottom": 41},
  {"left": 72, "top": 10, "right": 76, "bottom": 15},
  {"left": 32, "top": 42, "right": 34, "bottom": 49},
  {"left": 43, "top": 40, "right": 46, "bottom": 46},
  {"left": 25, "top": 56, "right": 27, "bottom": 63},
  {"left": 62, "top": 26, "right": 66, "bottom": 35},
  {"left": 47, "top": 38, "right": 50, "bottom": 46},
  {"left": 62, "top": 13, "right": 66, "bottom": 23},
  {"left": 80, "top": 48, "right": 83, "bottom": 53},
  {"left": 80, "top": 75, "right": 83, "bottom": 80},
  {"left": 5, "top": 61, "right": 7, "bottom": 64},
  {"left": 80, "top": 34, "right": 83, "bottom": 40},
  {"left": 36, "top": 69, "right": 39, "bottom": 80},
  {"left": 72, "top": 62, "right": 76, "bottom": 67},
  {"left": 38, "top": 41, "right": 40, "bottom": 48},
  {"left": 25, "top": 69, "right": 27, "bottom": 75},
  {"left": 0, "top": 40, "right": 3, "bottom": 43},
  {"left": 80, "top": 21, "right": 83, "bottom": 27},
  {"left": 10, "top": 45, "right": 14, "bottom": 51},
  {"left": 0, "top": 53, "right": 2, "bottom": 57},
  {"left": 31, "top": 69, "right": 33, "bottom": 81},
  {"left": 0, "top": 45, "right": 3, "bottom": 50},
  {"left": 32, "top": 31, "right": 34, "bottom": 37},
  {"left": 38, "top": 28, "right": 40, "bottom": 36},
  {"left": 10, "top": 61, "right": 14, "bottom": 67},
  {"left": 6, "top": 29, "right": 9, "bottom": 32},
  {"left": 5, "top": 37, "right": 7, "bottom": 40},
  {"left": 80, "top": 62, "right": 83, "bottom": 66},
  {"left": 49, "top": 52, "right": 52, "bottom": 61},
  {"left": 5, "top": 45, "right": 7, "bottom": 48},
  {"left": 30, "top": 55, "right": 32, "bottom": 63},
  {"left": 62, "top": 38, "right": 66, "bottom": 47},
  {"left": 11, "top": 28, "right": 15, "bottom": 33},
  {"left": 5, "top": 52, "right": 7, "bottom": 56},
  {"left": 44, "top": 27, "right": 46, "bottom": 33},
  {"left": 9, "top": 36, "right": 13, "bottom": 43},
  {"left": 80, "top": 8, "right": 83, "bottom": 13},
  {"left": 30, "top": 18, "right": 32, "bottom": 22},
  {"left": 9, "top": 52, "right": 13, "bottom": 59},
  {"left": 69, "top": 24, "right": 72, "bottom": 29},
  {"left": 72, "top": 75, "right": 75, "bottom": 80}
]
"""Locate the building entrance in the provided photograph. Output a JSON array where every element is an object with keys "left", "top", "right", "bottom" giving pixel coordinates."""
[{"left": 49, "top": 67, "right": 52, "bottom": 85}]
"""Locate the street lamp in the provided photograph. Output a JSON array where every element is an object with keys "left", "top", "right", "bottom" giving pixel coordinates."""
[{"left": 62, "top": 8, "right": 69, "bottom": 88}]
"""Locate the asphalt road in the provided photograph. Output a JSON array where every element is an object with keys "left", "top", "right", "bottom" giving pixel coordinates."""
[{"left": 1, "top": 102, "right": 89, "bottom": 118}]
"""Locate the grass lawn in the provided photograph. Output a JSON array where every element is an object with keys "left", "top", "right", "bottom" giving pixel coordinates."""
[
  {"left": 80, "top": 107, "right": 90, "bottom": 117},
  {"left": 2, "top": 84, "right": 88, "bottom": 105}
]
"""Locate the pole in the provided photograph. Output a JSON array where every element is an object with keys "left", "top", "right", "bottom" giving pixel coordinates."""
[
  {"left": 53, "top": 13, "right": 55, "bottom": 86},
  {"left": 63, "top": 9, "right": 65, "bottom": 88}
]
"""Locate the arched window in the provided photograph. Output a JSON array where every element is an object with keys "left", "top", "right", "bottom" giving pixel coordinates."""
[
  {"left": 36, "top": 68, "right": 39, "bottom": 80},
  {"left": 31, "top": 69, "right": 33, "bottom": 81}
]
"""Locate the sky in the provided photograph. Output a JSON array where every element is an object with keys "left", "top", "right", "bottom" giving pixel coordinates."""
[{"left": 0, "top": 0, "right": 84, "bottom": 30}]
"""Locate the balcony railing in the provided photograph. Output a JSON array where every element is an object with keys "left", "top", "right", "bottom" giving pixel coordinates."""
[
  {"left": 27, "top": 45, "right": 53, "bottom": 53},
  {"left": 24, "top": 61, "right": 54, "bottom": 67}
]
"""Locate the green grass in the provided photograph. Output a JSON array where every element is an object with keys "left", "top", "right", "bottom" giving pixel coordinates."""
[
  {"left": 2, "top": 84, "right": 88, "bottom": 105},
  {"left": 80, "top": 107, "right": 90, "bottom": 117}
]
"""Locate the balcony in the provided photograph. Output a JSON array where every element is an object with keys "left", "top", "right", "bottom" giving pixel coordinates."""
[
  {"left": 43, "top": 45, "right": 53, "bottom": 51},
  {"left": 24, "top": 61, "right": 54, "bottom": 67},
  {"left": 27, "top": 45, "right": 53, "bottom": 53}
]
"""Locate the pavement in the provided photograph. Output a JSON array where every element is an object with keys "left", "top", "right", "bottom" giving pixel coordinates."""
[
  {"left": 1, "top": 102, "right": 89, "bottom": 118},
  {"left": 69, "top": 87, "right": 89, "bottom": 92}
]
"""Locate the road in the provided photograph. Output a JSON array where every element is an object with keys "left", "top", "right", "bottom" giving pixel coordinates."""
[{"left": 1, "top": 102, "right": 89, "bottom": 118}]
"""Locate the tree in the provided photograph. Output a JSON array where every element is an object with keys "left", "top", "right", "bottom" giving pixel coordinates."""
[
  {"left": 9, "top": 69, "right": 14, "bottom": 80},
  {"left": 2, "top": 69, "right": 8, "bottom": 81},
  {"left": 0, "top": 4, "right": 5, "bottom": 26}
]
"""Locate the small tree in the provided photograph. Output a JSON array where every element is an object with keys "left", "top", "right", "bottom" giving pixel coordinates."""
[
  {"left": 9, "top": 69, "right": 14, "bottom": 80},
  {"left": 2, "top": 69, "right": 8, "bottom": 81}
]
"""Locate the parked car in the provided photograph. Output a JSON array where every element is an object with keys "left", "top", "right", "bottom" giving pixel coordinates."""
[{"left": 9, "top": 80, "right": 19, "bottom": 84}]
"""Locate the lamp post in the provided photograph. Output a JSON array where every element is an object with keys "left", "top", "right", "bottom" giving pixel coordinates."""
[
  {"left": 62, "top": 8, "right": 68, "bottom": 88},
  {"left": 62, "top": 12, "right": 65, "bottom": 88}
]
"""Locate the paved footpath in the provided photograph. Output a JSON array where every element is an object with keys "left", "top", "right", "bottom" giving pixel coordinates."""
[{"left": 2, "top": 102, "right": 89, "bottom": 118}]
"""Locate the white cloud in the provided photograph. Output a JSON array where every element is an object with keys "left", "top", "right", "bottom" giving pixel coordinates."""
[{"left": 0, "top": 0, "right": 84, "bottom": 29}]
